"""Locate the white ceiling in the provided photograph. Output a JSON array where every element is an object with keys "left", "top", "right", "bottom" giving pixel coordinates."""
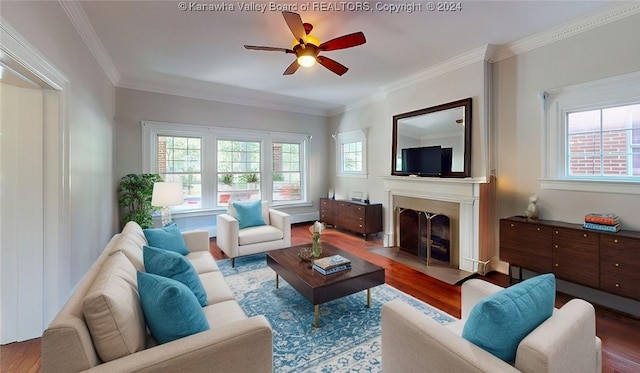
[{"left": 76, "top": 0, "right": 624, "bottom": 115}]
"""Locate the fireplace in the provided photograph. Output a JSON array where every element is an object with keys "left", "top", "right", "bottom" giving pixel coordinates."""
[
  {"left": 398, "top": 208, "right": 451, "bottom": 266},
  {"left": 383, "top": 176, "right": 496, "bottom": 274}
]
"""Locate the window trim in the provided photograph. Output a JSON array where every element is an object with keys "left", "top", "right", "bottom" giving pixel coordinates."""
[
  {"left": 541, "top": 71, "right": 640, "bottom": 195},
  {"left": 142, "top": 120, "right": 311, "bottom": 210},
  {"left": 334, "top": 128, "right": 368, "bottom": 178}
]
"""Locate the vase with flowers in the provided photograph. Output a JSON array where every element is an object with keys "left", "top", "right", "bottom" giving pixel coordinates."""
[{"left": 310, "top": 221, "right": 324, "bottom": 258}]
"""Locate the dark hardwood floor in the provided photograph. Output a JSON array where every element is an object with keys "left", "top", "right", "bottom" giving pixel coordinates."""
[{"left": 2, "top": 223, "right": 639, "bottom": 372}]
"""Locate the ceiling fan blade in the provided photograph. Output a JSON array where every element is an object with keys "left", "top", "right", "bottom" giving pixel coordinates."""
[
  {"left": 282, "top": 11, "right": 306, "bottom": 44},
  {"left": 283, "top": 60, "right": 300, "bottom": 75},
  {"left": 316, "top": 56, "right": 348, "bottom": 76},
  {"left": 319, "top": 32, "right": 366, "bottom": 51},
  {"left": 244, "top": 45, "right": 294, "bottom": 54}
]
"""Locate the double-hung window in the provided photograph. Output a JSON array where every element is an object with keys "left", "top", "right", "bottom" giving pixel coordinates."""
[
  {"left": 143, "top": 121, "right": 310, "bottom": 211},
  {"left": 335, "top": 129, "right": 368, "bottom": 178},
  {"left": 156, "top": 135, "right": 202, "bottom": 209},
  {"left": 272, "top": 141, "right": 303, "bottom": 202},
  {"left": 541, "top": 71, "right": 640, "bottom": 193},
  {"left": 566, "top": 104, "right": 640, "bottom": 178},
  {"left": 217, "top": 140, "right": 261, "bottom": 206}
]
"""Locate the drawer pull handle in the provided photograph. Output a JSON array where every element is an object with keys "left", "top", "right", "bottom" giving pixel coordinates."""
[
  {"left": 555, "top": 230, "right": 558, "bottom": 234},
  {"left": 583, "top": 233, "right": 587, "bottom": 238},
  {"left": 554, "top": 245, "right": 559, "bottom": 249},
  {"left": 615, "top": 283, "right": 620, "bottom": 288},
  {"left": 615, "top": 263, "right": 619, "bottom": 267},
  {"left": 510, "top": 223, "right": 514, "bottom": 227},
  {"left": 359, "top": 224, "right": 363, "bottom": 228},
  {"left": 537, "top": 228, "right": 541, "bottom": 231},
  {"left": 614, "top": 239, "right": 618, "bottom": 243},
  {"left": 555, "top": 263, "right": 559, "bottom": 267}
]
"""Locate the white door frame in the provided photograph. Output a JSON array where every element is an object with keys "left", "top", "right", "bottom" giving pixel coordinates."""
[{"left": 1, "top": 20, "right": 70, "bottom": 342}]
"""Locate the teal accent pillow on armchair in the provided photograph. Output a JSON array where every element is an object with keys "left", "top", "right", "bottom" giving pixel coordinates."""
[
  {"left": 233, "top": 200, "right": 266, "bottom": 229},
  {"left": 137, "top": 272, "right": 209, "bottom": 344},
  {"left": 143, "top": 245, "right": 208, "bottom": 306},
  {"left": 462, "top": 273, "right": 556, "bottom": 362},
  {"left": 143, "top": 223, "right": 189, "bottom": 255}
]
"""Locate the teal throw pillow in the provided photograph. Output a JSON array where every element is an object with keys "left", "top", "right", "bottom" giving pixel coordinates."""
[
  {"left": 233, "top": 200, "right": 266, "bottom": 229},
  {"left": 143, "top": 223, "right": 189, "bottom": 255},
  {"left": 143, "top": 245, "right": 208, "bottom": 307},
  {"left": 137, "top": 272, "right": 209, "bottom": 344},
  {"left": 462, "top": 273, "right": 556, "bottom": 362}
]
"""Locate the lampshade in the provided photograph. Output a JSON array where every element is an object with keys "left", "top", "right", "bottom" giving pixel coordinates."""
[{"left": 151, "top": 182, "right": 184, "bottom": 207}]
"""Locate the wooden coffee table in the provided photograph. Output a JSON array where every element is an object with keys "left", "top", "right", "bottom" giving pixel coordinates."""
[{"left": 266, "top": 243, "right": 385, "bottom": 328}]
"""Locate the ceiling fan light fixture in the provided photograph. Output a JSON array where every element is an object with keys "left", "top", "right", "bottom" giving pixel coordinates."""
[{"left": 297, "top": 55, "right": 316, "bottom": 67}]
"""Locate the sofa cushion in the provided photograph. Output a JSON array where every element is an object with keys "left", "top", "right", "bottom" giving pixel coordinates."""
[
  {"left": 137, "top": 272, "right": 210, "bottom": 344},
  {"left": 143, "top": 223, "right": 189, "bottom": 255},
  {"left": 109, "top": 234, "right": 145, "bottom": 271},
  {"left": 82, "top": 252, "right": 146, "bottom": 363},
  {"left": 199, "top": 271, "right": 236, "bottom": 304},
  {"left": 186, "top": 251, "right": 219, "bottom": 274},
  {"left": 232, "top": 200, "right": 266, "bottom": 229},
  {"left": 238, "top": 224, "right": 284, "bottom": 246},
  {"left": 143, "top": 245, "right": 208, "bottom": 306},
  {"left": 462, "top": 273, "right": 555, "bottom": 362}
]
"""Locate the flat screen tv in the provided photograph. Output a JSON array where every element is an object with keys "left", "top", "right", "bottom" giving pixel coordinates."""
[{"left": 402, "top": 146, "right": 442, "bottom": 176}]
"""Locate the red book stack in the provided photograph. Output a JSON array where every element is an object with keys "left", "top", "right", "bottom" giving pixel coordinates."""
[{"left": 583, "top": 213, "right": 620, "bottom": 232}]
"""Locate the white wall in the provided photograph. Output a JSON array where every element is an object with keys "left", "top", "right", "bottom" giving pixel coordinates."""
[
  {"left": 114, "top": 87, "right": 329, "bottom": 224},
  {"left": 2, "top": 0, "right": 116, "bottom": 333},
  {"left": 494, "top": 12, "right": 640, "bottom": 229}
]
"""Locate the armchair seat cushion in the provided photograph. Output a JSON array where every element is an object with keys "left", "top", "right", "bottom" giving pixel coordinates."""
[{"left": 238, "top": 225, "right": 284, "bottom": 246}]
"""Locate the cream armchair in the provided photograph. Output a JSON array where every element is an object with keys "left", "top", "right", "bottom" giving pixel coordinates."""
[
  {"left": 381, "top": 278, "right": 602, "bottom": 373},
  {"left": 216, "top": 201, "right": 291, "bottom": 266}
]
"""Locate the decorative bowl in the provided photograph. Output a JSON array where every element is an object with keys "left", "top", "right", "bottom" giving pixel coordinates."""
[{"left": 298, "top": 246, "right": 313, "bottom": 262}]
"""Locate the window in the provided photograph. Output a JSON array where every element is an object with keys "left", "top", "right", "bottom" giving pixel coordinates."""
[
  {"left": 541, "top": 71, "right": 640, "bottom": 194},
  {"left": 342, "top": 141, "right": 362, "bottom": 172},
  {"left": 217, "top": 140, "right": 261, "bottom": 206},
  {"left": 142, "top": 121, "right": 310, "bottom": 211},
  {"left": 566, "top": 104, "right": 640, "bottom": 178},
  {"left": 272, "top": 142, "right": 302, "bottom": 202},
  {"left": 335, "top": 128, "right": 368, "bottom": 177},
  {"left": 157, "top": 135, "right": 202, "bottom": 209}
]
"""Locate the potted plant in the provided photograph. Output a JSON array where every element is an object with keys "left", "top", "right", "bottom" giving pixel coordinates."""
[
  {"left": 219, "top": 174, "right": 234, "bottom": 190},
  {"left": 241, "top": 173, "right": 259, "bottom": 189},
  {"left": 118, "top": 173, "right": 163, "bottom": 229}
]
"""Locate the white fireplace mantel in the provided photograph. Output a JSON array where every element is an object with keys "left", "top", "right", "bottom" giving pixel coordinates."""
[{"left": 382, "top": 176, "right": 489, "bottom": 273}]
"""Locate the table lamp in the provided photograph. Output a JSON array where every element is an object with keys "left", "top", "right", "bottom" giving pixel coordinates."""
[{"left": 151, "top": 182, "right": 184, "bottom": 226}]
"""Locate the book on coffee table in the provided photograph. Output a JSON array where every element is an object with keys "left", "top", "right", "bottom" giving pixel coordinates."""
[
  {"left": 313, "top": 263, "right": 351, "bottom": 275},
  {"left": 313, "top": 254, "right": 351, "bottom": 270}
]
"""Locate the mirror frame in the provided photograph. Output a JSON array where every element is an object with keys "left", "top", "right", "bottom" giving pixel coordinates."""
[{"left": 391, "top": 98, "right": 472, "bottom": 178}]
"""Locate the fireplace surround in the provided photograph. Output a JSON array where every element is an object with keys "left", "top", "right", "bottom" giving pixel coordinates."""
[{"left": 383, "top": 176, "right": 495, "bottom": 274}]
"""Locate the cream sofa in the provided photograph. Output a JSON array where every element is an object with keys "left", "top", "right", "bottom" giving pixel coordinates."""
[
  {"left": 42, "top": 221, "right": 272, "bottom": 372},
  {"left": 216, "top": 201, "right": 291, "bottom": 267},
  {"left": 381, "top": 278, "right": 602, "bottom": 373}
]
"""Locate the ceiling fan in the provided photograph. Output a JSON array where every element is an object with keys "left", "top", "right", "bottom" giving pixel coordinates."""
[{"left": 244, "top": 11, "right": 366, "bottom": 76}]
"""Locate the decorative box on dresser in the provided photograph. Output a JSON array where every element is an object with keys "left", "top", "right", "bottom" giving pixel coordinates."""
[
  {"left": 500, "top": 216, "right": 640, "bottom": 301},
  {"left": 320, "top": 198, "right": 383, "bottom": 239}
]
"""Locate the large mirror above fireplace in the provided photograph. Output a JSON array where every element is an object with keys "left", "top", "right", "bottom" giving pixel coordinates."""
[{"left": 392, "top": 98, "right": 472, "bottom": 178}]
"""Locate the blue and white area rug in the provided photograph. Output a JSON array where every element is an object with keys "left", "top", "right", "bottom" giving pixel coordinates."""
[{"left": 218, "top": 254, "right": 455, "bottom": 372}]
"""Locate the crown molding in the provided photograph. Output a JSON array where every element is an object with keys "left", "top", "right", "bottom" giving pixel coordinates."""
[
  {"left": 1, "top": 19, "right": 68, "bottom": 90},
  {"left": 58, "top": 0, "right": 120, "bottom": 85},
  {"left": 327, "top": 91, "right": 387, "bottom": 117},
  {"left": 118, "top": 78, "right": 330, "bottom": 117},
  {"left": 493, "top": 2, "right": 640, "bottom": 62},
  {"left": 380, "top": 44, "right": 494, "bottom": 95}
]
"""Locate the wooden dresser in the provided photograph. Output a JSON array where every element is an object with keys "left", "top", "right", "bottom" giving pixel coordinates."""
[
  {"left": 320, "top": 198, "right": 383, "bottom": 239},
  {"left": 500, "top": 216, "right": 640, "bottom": 301}
]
